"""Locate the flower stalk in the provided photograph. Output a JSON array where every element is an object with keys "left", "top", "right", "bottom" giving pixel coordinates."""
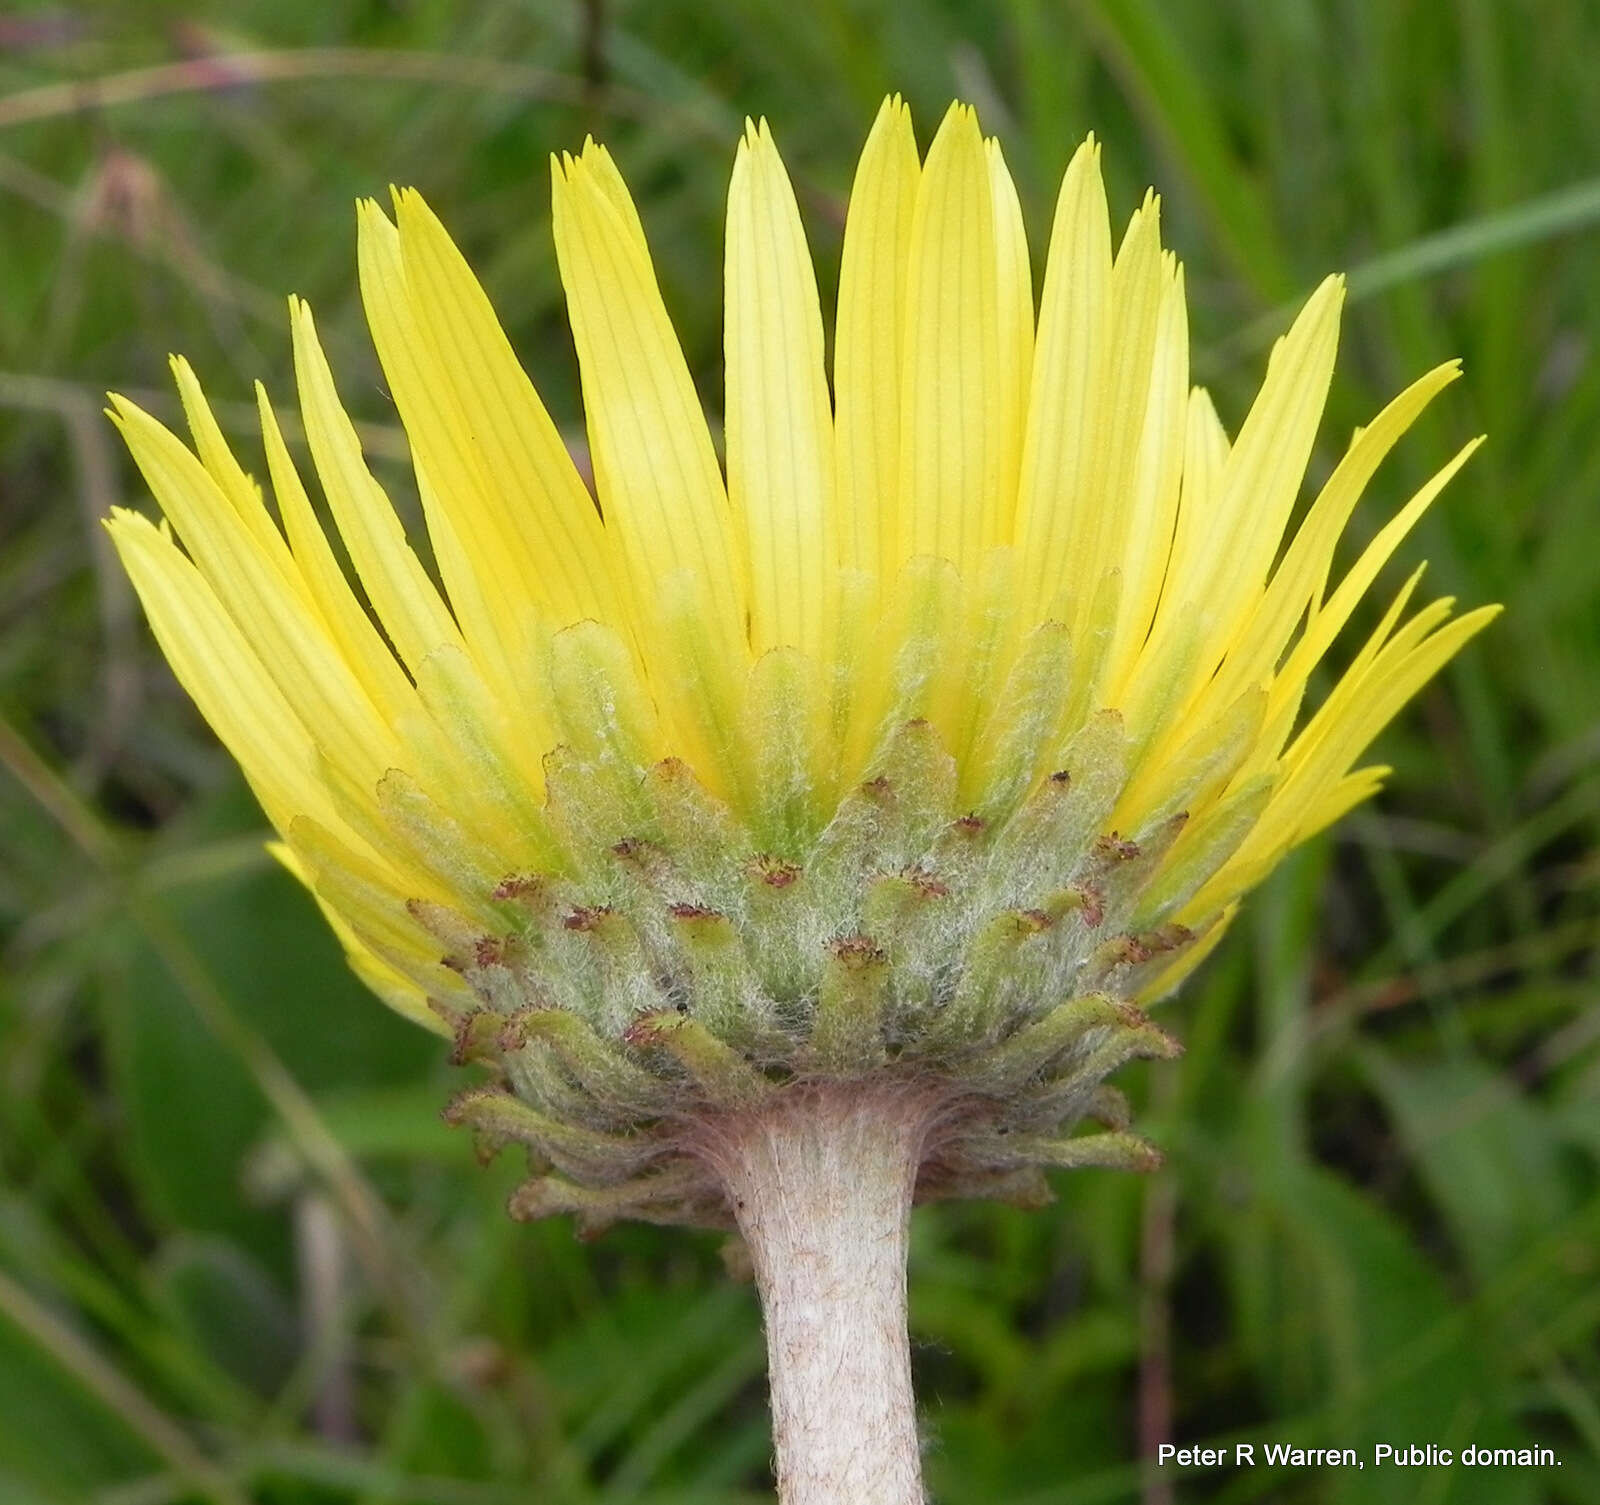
[{"left": 692, "top": 1085, "right": 934, "bottom": 1504}]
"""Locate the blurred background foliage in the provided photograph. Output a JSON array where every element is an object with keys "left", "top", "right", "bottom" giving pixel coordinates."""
[{"left": 0, "top": 1, "right": 1597, "bottom": 1502}]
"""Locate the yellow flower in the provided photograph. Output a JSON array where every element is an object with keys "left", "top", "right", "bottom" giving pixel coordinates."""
[{"left": 107, "top": 98, "right": 1496, "bottom": 1223}]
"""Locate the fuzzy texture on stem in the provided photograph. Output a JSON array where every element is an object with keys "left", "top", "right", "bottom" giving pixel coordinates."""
[{"left": 689, "top": 1084, "right": 936, "bottom": 1504}]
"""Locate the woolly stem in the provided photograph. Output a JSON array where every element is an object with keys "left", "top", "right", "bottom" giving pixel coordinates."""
[{"left": 692, "top": 1084, "right": 934, "bottom": 1505}]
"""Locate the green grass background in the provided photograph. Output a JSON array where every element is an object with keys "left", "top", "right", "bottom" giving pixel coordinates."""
[{"left": 2, "top": 2, "right": 1598, "bottom": 1502}]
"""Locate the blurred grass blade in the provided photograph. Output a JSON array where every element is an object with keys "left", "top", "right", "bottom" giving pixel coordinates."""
[
  {"left": 0, "top": 1268, "right": 248, "bottom": 1505},
  {"left": 1224, "top": 174, "right": 1600, "bottom": 358},
  {"left": 1347, "top": 175, "right": 1600, "bottom": 300}
]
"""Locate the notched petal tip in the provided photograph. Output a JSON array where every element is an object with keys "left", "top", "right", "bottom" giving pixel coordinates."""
[
  {"left": 929, "top": 97, "right": 983, "bottom": 149},
  {"left": 356, "top": 196, "right": 395, "bottom": 233},
  {"left": 1313, "top": 269, "right": 1348, "bottom": 310},
  {"left": 575, "top": 136, "right": 624, "bottom": 183},
  {"left": 552, "top": 145, "right": 603, "bottom": 203},
  {"left": 869, "top": 92, "right": 916, "bottom": 146},
  {"left": 102, "top": 503, "right": 150, "bottom": 536},
  {"left": 1060, "top": 132, "right": 1107, "bottom": 198}
]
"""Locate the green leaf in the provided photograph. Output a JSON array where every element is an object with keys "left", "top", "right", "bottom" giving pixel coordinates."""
[
  {"left": 1360, "top": 1049, "right": 1571, "bottom": 1280},
  {"left": 148, "top": 1235, "right": 298, "bottom": 1398},
  {"left": 0, "top": 1321, "right": 154, "bottom": 1497}
]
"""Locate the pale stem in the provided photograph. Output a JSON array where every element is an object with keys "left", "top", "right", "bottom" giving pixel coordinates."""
[{"left": 691, "top": 1084, "right": 935, "bottom": 1505}]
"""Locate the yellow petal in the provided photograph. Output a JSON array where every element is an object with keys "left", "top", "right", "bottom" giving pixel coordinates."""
[
  {"left": 1277, "top": 592, "right": 1455, "bottom": 783},
  {"left": 357, "top": 197, "right": 550, "bottom": 693},
  {"left": 109, "top": 397, "right": 402, "bottom": 809},
  {"left": 1328, "top": 564, "right": 1430, "bottom": 685},
  {"left": 1296, "top": 765, "right": 1391, "bottom": 843},
  {"left": 1013, "top": 136, "right": 1113, "bottom": 627},
  {"left": 550, "top": 143, "right": 745, "bottom": 659},
  {"left": 1101, "top": 251, "right": 1189, "bottom": 698},
  {"left": 985, "top": 134, "right": 1033, "bottom": 546},
  {"left": 1072, "top": 192, "right": 1166, "bottom": 667},
  {"left": 1273, "top": 602, "right": 1501, "bottom": 842},
  {"left": 958, "top": 583, "right": 1072, "bottom": 815},
  {"left": 837, "top": 554, "right": 966, "bottom": 780},
  {"left": 405, "top": 640, "right": 563, "bottom": 862},
  {"left": 834, "top": 96, "right": 919, "bottom": 583},
  {"left": 124, "top": 390, "right": 547, "bottom": 891},
  {"left": 411, "top": 455, "right": 536, "bottom": 709},
  {"left": 1158, "top": 383, "right": 1231, "bottom": 606},
  {"left": 1114, "top": 384, "right": 1225, "bottom": 741},
  {"left": 106, "top": 509, "right": 342, "bottom": 836},
  {"left": 1171, "top": 276, "right": 1345, "bottom": 679},
  {"left": 945, "top": 545, "right": 1025, "bottom": 776},
  {"left": 1267, "top": 437, "right": 1484, "bottom": 735},
  {"left": 1116, "top": 683, "right": 1266, "bottom": 836},
  {"left": 170, "top": 356, "right": 295, "bottom": 570},
  {"left": 1246, "top": 561, "right": 1429, "bottom": 782},
  {"left": 571, "top": 137, "right": 651, "bottom": 260},
  {"left": 289, "top": 297, "right": 464, "bottom": 675},
  {"left": 1201, "top": 362, "right": 1462, "bottom": 714},
  {"left": 899, "top": 102, "right": 1005, "bottom": 575},
  {"left": 389, "top": 188, "right": 621, "bottom": 627},
  {"left": 1134, "top": 373, "right": 1470, "bottom": 787},
  {"left": 725, "top": 119, "right": 835, "bottom": 660},
  {"left": 254, "top": 382, "right": 418, "bottom": 727}
]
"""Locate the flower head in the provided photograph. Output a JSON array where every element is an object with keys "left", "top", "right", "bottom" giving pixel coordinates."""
[{"left": 108, "top": 98, "right": 1497, "bottom": 1229}]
